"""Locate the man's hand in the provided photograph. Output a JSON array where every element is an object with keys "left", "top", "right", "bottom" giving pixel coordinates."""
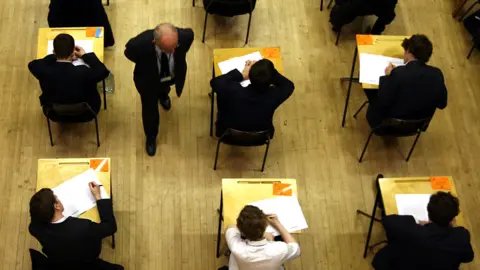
[
  {"left": 89, "top": 181, "right": 102, "bottom": 201},
  {"left": 267, "top": 214, "right": 281, "bottom": 228},
  {"left": 242, "top": 60, "right": 257, "bottom": 80},
  {"left": 418, "top": 220, "right": 430, "bottom": 226},
  {"left": 385, "top": 62, "right": 395, "bottom": 76},
  {"left": 74, "top": 46, "right": 86, "bottom": 58}
]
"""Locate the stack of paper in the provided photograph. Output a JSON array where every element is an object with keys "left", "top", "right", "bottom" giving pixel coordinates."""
[
  {"left": 218, "top": 51, "right": 263, "bottom": 87},
  {"left": 249, "top": 196, "right": 308, "bottom": 236},
  {"left": 359, "top": 53, "right": 405, "bottom": 85},
  {"left": 46, "top": 39, "right": 95, "bottom": 67},
  {"left": 52, "top": 169, "right": 109, "bottom": 217},
  {"left": 395, "top": 194, "right": 431, "bottom": 223}
]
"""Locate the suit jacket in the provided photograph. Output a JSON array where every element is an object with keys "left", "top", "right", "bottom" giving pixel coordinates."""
[
  {"left": 210, "top": 69, "right": 294, "bottom": 132},
  {"left": 29, "top": 199, "right": 117, "bottom": 270},
  {"left": 367, "top": 60, "right": 448, "bottom": 127},
  {"left": 372, "top": 215, "right": 474, "bottom": 270},
  {"left": 28, "top": 53, "right": 109, "bottom": 114},
  {"left": 124, "top": 28, "right": 194, "bottom": 97}
]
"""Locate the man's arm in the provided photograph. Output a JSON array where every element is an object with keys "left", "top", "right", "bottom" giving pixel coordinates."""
[
  {"left": 376, "top": 70, "right": 401, "bottom": 113},
  {"left": 124, "top": 35, "right": 142, "bottom": 63},
  {"left": 28, "top": 54, "right": 57, "bottom": 80},
  {"left": 210, "top": 69, "right": 244, "bottom": 95},
  {"left": 382, "top": 214, "right": 419, "bottom": 243},
  {"left": 267, "top": 215, "right": 301, "bottom": 262},
  {"left": 225, "top": 225, "right": 245, "bottom": 251},
  {"left": 271, "top": 69, "right": 295, "bottom": 106},
  {"left": 180, "top": 28, "right": 194, "bottom": 52},
  {"left": 81, "top": 53, "right": 110, "bottom": 82},
  {"left": 87, "top": 199, "right": 117, "bottom": 239},
  {"left": 460, "top": 229, "right": 474, "bottom": 263},
  {"left": 437, "top": 70, "right": 448, "bottom": 109}
]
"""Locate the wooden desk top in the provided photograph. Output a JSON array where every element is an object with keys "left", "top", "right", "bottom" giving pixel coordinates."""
[
  {"left": 222, "top": 178, "right": 297, "bottom": 230},
  {"left": 379, "top": 176, "right": 465, "bottom": 227},
  {"left": 36, "top": 27, "right": 105, "bottom": 62},
  {"left": 37, "top": 158, "right": 111, "bottom": 223},
  {"left": 357, "top": 35, "right": 409, "bottom": 89},
  {"left": 213, "top": 47, "right": 284, "bottom": 77}
]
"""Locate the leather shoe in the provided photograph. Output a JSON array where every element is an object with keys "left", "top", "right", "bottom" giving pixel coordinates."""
[
  {"left": 146, "top": 137, "right": 156, "bottom": 156},
  {"left": 159, "top": 96, "right": 171, "bottom": 111}
]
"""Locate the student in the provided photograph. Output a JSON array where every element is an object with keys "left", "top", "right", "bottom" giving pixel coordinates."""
[
  {"left": 373, "top": 192, "right": 474, "bottom": 270},
  {"left": 225, "top": 205, "right": 301, "bottom": 270},
  {"left": 29, "top": 183, "right": 123, "bottom": 270},
  {"left": 363, "top": 34, "right": 448, "bottom": 127},
  {"left": 210, "top": 59, "right": 294, "bottom": 138},
  {"left": 28, "top": 33, "right": 109, "bottom": 122}
]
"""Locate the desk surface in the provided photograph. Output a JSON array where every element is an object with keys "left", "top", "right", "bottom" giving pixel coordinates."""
[
  {"left": 357, "top": 35, "right": 409, "bottom": 89},
  {"left": 222, "top": 178, "right": 297, "bottom": 230},
  {"left": 37, "top": 158, "right": 111, "bottom": 223},
  {"left": 213, "top": 47, "right": 284, "bottom": 77},
  {"left": 379, "top": 176, "right": 465, "bottom": 227},
  {"left": 37, "top": 27, "right": 105, "bottom": 62}
]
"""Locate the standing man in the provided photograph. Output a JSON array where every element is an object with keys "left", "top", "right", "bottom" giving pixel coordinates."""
[{"left": 125, "top": 23, "right": 194, "bottom": 156}]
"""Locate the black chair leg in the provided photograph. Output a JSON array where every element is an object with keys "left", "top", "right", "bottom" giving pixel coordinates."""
[
  {"left": 335, "top": 28, "right": 341, "bottom": 46},
  {"left": 353, "top": 101, "right": 369, "bottom": 118},
  {"left": 356, "top": 210, "right": 381, "bottom": 222},
  {"left": 94, "top": 117, "right": 100, "bottom": 147},
  {"left": 327, "top": 0, "right": 334, "bottom": 9},
  {"left": 459, "top": 2, "right": 478, "bottom": 21},
  {"left": 202, "top": 12, "right": 208, "bottom": 43},
  {"left": 192, "top": 0, "right": 195, "bottom": 7},
  {"left": 245, "top": 13, "right": 252, "bottom": 45},
  {"left": 320, "top": 0, "right": 323, "bottom": 11},
  {"left": 102, "top": 79, "right": 107, "bottom": 110},
  {"left": 213, "top": 140, "right": 221, "bottom": 170},
  {"left": 47, "top": 117, "right": 54, "bottom": 146},
  {"left": 406, "top": 131, "right": 422, "bottom": 162},
  {"left": 453, "top": 0, "right": 469, "bottom": 17},
  {"left": 216, "top": 191, "right": 223, "bottom": 258},
  {"left": 261, "top": 141, "right": 270, "bottom": 172},
  {"left": 106, "top": 0, "right": 109, "bottom": 6},
  {"left": 467, "top": 43, "right": 476, "bottom": 59},
  {"left": 359, "top": 131, "right": 374, "bottom": 163}
]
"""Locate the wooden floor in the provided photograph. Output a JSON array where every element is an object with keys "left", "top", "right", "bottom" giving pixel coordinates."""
[{"left": 0, "top": 0, "right": 480, "bottom": 269}]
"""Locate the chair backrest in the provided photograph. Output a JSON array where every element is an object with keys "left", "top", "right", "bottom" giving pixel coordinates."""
[
  {"left": 374, "top": 117, "right": 432, "bottom": 137},
  {"left": 220, "top": 128, "right": 270, "bottom": 146},
  {"left": 44, "top": 102, "right": 95, "bottom": 118},
  {"left": 205, "top": 0, "right": 256, "bottom": 15}
]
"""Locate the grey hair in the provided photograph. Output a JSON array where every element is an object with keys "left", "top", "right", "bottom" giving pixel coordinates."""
[{"left": 153, "top": 23, "right": 177, "bottom": 42}]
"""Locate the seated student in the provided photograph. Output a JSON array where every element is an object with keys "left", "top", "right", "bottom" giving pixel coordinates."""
[
  {"left": 373, "top": 192, "right": 474, "bottom": 270},
  {"left": 330, "top": 0, "right": 398, "bottom": 34},
  {"left": 28, "top": 33, "right": 109, "bottom": 122},
  {"left": 29, "top": 183, "right": 123, "bottom": 270},
  {"left": 48, "top": 0, "right": 115, "bottom": 47},
  {"left": 210, "top": 59, "right": 294, "bottom": 138},
  {"left": 224, "top": 205, "right": 301, "bottom": 270},
  {"left": 363, "top": 34, "right": 448, "bottom": 127}
]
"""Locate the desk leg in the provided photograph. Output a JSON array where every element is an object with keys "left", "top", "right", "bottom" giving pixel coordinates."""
[
  {"left": 320, "top": 0, "right": 323, "bottom": 11},
  {"left": 216, "top": 190, "right": 223, "bottom": 258},
  {"left": 102, "top": 79, "right": 107, "bottom": 110},
  {"left": 341, "top": 46, "right": 358, "bottom": 127},
  {"left": 361, "top": 174, "right": 382, "bottom": 258},
  {"left": 111, "top": 175, "right": 116, "bottom": 249},
  {"left": 210, "top": 63, "right": 215, "bottom": 137}
]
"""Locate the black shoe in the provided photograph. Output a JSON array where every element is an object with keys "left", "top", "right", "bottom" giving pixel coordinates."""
[
  {"left": 146, "top": 137, "right": 156, "bottom": 156},
  {"left": 159, "top": 96, "right": 171, "bottom": 111}
]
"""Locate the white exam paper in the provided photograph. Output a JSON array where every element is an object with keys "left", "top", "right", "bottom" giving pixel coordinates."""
[
  {"left": 359, "top": 53, "right": 405, "bottom": 85},
  {"left": 47, "top": 39, "right": 95, "bottom": 67},
  {"left": 218, "top": 51, "right": 263, "bottom": 87},
  {"left": 249, "top": 196, "right": 308, "bottom": 236},
  {"left": 52, "top": 168, "right": 109, "bottom": 218},
  {"left": 395, "top": 194, "right": 431, "bottom": 223}
]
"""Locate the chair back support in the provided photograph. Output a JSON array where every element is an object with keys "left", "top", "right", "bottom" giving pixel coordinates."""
[
  {"left": 220, "top": 128, "right": 270, "bottom": 146},
  {"left": 374, "top": 117, "right": 432, "bottom": 137},
  {"left": 49, "top": 102, "right": 95, "bottom": 117},
  {"left": 205, "top": 0, "right": 256, "bottom": 15}
]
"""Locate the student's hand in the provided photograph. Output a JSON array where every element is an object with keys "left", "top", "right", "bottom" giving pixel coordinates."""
[
  {"left": 74, "top": 46, "right": 86, "bottom": 58},
  {"left": 385, "top": 63, "right": 395, "bottom": 76},
  {"left": 267, "top": 214, "right": 281, "bottom": 227},
  {"left": 242, "top": 60, "right": 256, "bottom": 80},
  {"left": 88, "top": 182, "right": 102, "bottom": 201},
  {"left": 418, "top": 220, "right": 430, "bottom": 226}
]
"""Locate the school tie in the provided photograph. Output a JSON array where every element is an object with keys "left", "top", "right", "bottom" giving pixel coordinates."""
[{"left": 160, "top": 52, "right": 170, "bottom": 78}]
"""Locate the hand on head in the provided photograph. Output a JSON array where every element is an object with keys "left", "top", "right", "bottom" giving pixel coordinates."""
[
  {"left": 242, "top": 60, "right": 257, "bottom": 80},
  {"left": 74, "top": 46, "right": 86, "bottom": 58},
  {"left": 88, "top": 181, "right": 102, "bottom": 201}
]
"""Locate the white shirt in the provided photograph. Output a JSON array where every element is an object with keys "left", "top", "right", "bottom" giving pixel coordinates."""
[
  {"left": 154, "top": 46, "right": 175, "bottom": 78},
  {"left": 51, "top": 216, "right": 68, "bottom": 224},
  {"left": 226, "top": 227, "right": 301, "bottom": 270}
]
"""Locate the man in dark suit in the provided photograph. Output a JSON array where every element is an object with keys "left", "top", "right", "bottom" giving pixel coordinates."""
[
  {"left": 210, "top": 59, "right": 294, "bottom": 137},
  {"left": 29, "top": 183, "right": 123, "bottom": 270},
  {"left": 372, "top": 192, "right": 474, "bottom": 270},
  {"left": 124, "top": 23, "right": 194, "bottom": 156},
  {"left": 28, "top": 33, "right": 109, "bottom": 122},
  {"left": 364, "top": 34, "right": 448, "bottom": 127}
]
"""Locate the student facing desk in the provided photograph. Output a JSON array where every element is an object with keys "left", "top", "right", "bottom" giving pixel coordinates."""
[
  {"left": 340, "top": 35, "right": 409, "bottom": 127},
  {"left": 210, "top": 47, "right": 285, "bottom": 136},
  {"left": 217, "top": 178, "right": 298, "bottom": 257}
]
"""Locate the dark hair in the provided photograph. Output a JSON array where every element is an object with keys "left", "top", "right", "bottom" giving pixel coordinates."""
[
  {"left": 53, "top": 33, "right": 75, "bottom": 59},
  {"left": 249, "top": 59, "right": 275, "bottom": 90},
  {"left": 236, "top": 205, "right": 268, "bottom": 241},
  {"left": 30, "top": 188, "right": 57, "bottom": 224},
  {"left": 401, "top": 34, "right": 433, "bottom": 63},
  {"left": 427, "top": 192, "right": 460, "bottom": 227}
]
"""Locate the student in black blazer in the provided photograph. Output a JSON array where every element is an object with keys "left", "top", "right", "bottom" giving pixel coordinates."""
[
  {"left": 373, "top": 192, "right": 474, "bottom": 270},
  {"left": 364, "top": 34, "right": 448, "bottom": 127},
  {"left": 210, "top": 59, "right": 294, "bottom": 137},
  {"left": 124, "top": 23, "right": 194, "bottom": 156},
  {"left": 29, "top": 184, "right": 122, "bottom": 270},
  {"left": 28, "top": 33, "right": 109, "bottom": 122}
]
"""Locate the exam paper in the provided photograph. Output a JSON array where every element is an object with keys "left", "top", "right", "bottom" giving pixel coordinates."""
[
  {"left": 47, "top": 39, "right": 94, "bottom": 67},
  {"left": 52, "top": 168, "right": 109, "bottom": 218},
  {"left": 218, "top": 51, "right": 263, "bottom": 87},
  {"left": 249, "top": 196, "right": 308, "bottom": 236},
  {"left": 359, "top": 53, "right": 405, "bottom": 85},
  {"left": 395, "top": 194, "right": 431, "bottom": 223}
]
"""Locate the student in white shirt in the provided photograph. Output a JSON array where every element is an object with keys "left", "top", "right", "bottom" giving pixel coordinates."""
[{"left": 224, "top": 205, "right": 301, "bottom": 270}]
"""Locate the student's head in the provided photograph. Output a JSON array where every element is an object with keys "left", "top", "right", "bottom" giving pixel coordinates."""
[
  {"left": 427, "top": 192, "right": 460, "bottom": 227},
  {"left": 401, "top": 34, "right": 433, "bottom": 63},
  {"left": 236, "top": 205, "right": 268, "bottom": 241},
  {"left": 249, "top": 59, "right": 275, "bottom": 90},
  {"left": 53, "top": 33, "right": 75, "bottom": 60},
  {"left": 29, "top": 188, "right": 64, "bottom": 224},
  {"left": 153, "top": 23, "right": 178, "bottom": 53}
]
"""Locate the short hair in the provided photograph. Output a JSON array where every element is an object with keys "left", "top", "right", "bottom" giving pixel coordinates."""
[
  {"left": 29, "top": 188, "right": 56, "bottom": 224},
  {"left": 53, "top": 33, "right": 75, "bottom": 59},
  {"left": 401, "top": 34, "right": 433, "bottom": 63},
  {"left": 236, "top": 205, "right": 268, "bottom": 241},
  {"left": 249, "top": 59, "right": 275, "bottom": 90},
  {"left": 427, "top": 192, "right": 460, "bottom": 227},
  {"left": 153, "top": 23, "right": 177, "bottom": 42}
]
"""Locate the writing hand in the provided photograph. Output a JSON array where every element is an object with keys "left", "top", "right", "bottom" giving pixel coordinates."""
[
  {"left": 267, "top": 214, "right": 280, "bottom": 227},
  {"left": 88, "top": 181, "right": 102, "bottom": 201},
  {"left": 385, "top": 62, "right": 395, "bottom": 76},
  {"left": 242, "top": 60, "right": 257, "bottom": 80},
  {"left": 74, "top": 46, "right": 86, "bottom": 58}
]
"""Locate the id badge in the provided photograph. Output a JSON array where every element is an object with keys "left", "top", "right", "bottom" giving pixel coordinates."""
[{"left": 160, "top": 76, "right": 172, "bottom": 83}]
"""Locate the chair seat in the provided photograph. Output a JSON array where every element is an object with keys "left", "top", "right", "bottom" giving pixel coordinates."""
[{"left": 203, "top": 0, "right": 256, "bottom": 16}]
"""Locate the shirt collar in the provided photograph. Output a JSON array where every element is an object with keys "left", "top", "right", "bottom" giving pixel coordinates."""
[
  {"left": 246, "top": 238, "right": 269, "bottom": 246},
  {"left": 51, "top": 216, "right": 68, "bottom": 224}
]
